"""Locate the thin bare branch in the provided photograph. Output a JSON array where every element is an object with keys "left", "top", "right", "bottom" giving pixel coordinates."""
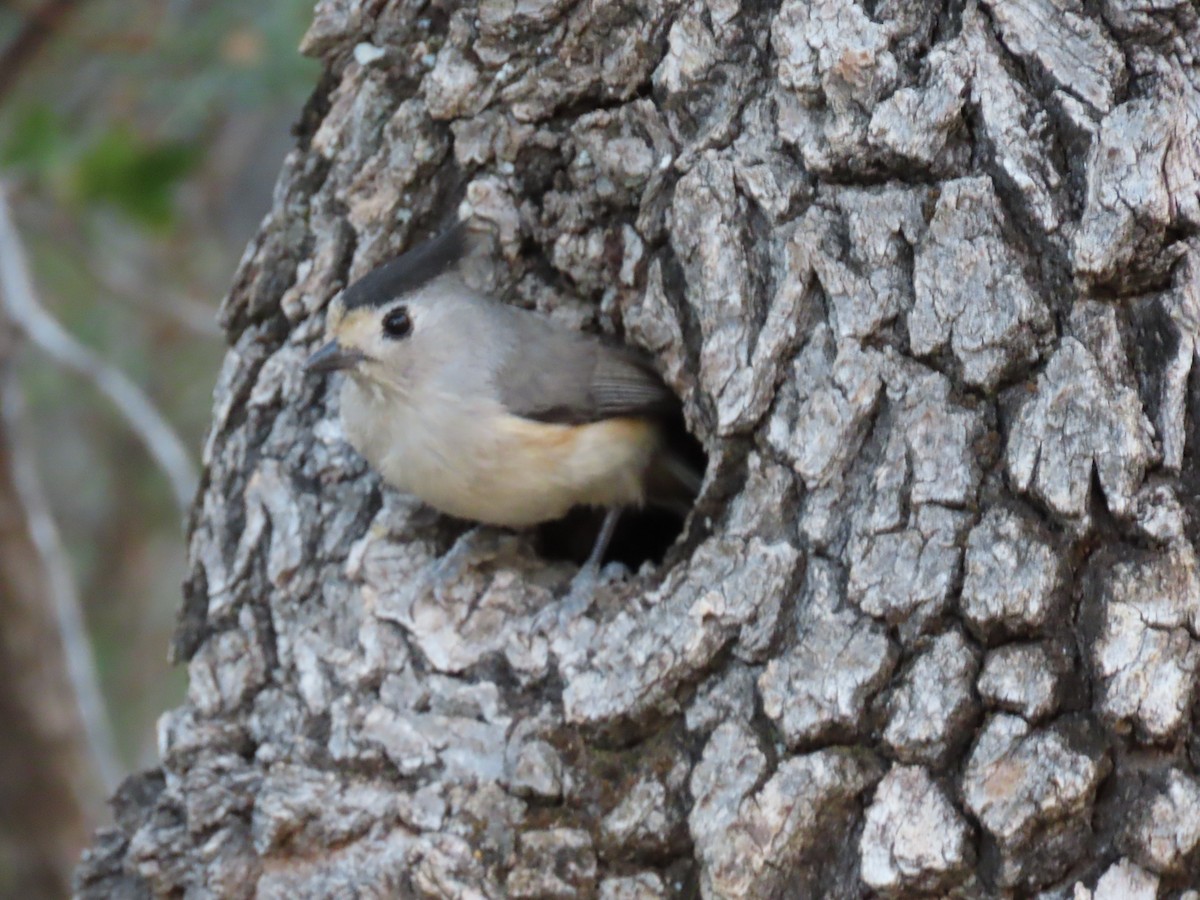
[
  {"left": 0, "top": 0, "right": 85, "bottom": 105},
  {"left": 0, "top": 374, "right": 121, "bottom": 795},
  {"left": 0, "top": 185, "right": 199, "bottom": 513}
]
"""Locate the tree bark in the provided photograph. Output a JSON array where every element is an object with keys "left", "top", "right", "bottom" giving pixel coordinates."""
[{"left": 76, "top": 0, "right": 1200, "bottom": 896}]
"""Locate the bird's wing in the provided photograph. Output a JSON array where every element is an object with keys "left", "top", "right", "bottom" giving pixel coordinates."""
[{"left": 494, "top": 312, "right": 676, "bottom": 425}]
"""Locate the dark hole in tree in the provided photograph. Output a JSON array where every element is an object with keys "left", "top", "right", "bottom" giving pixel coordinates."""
[{"left": 536, "top": 411, "right": 708, "bottom": 570}]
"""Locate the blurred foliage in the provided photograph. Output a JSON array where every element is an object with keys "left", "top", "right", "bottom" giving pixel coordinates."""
[
  {"left": 2, "top": 109, "right": 203, "bottom": 227},
  {"left": 1, "top": 105, "right": 67, "bottom": 170},
  {"left": 2, "top": 1, "right": 318, "bottom": 231},
  {"left": 74, "top": 127, "right": 202, "bottom": 228},
  {"left": 0, "top": 0, "right": 320, "bottom": 773}
]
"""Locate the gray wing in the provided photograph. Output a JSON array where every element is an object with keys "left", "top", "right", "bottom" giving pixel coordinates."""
[{"left": 494, "top": 311, "right": 676, "bottom": 425}]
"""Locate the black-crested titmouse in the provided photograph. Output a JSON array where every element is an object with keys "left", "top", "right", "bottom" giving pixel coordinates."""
[{"left": 306, "top": 222, "right": 699, "bottom": 580}]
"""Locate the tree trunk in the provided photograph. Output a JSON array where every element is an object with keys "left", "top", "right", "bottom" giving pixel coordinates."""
[
  {"left": 76, "top": 0, "right": 1200, "bottom": 896},
  {"left": 0, "top": 348, "right": 97, "bottom": 898}
]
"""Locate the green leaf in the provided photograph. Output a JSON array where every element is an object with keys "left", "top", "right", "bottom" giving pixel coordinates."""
[
  {"left": 72, "top": 126, "right": 200, "bottom": 229},
  {"left": 0, "top": 104, "right": 68, "bottom": 172}
]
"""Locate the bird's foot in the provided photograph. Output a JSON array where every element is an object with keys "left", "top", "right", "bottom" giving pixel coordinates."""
[
  {"left": 533, "top": 560, "right": 627, "bottom": 632},
  {"left": 422, "top": 529, "right": 504, "bottom": 603},
  {"left": 560, "top": 560, "right": 602, "bottom": 618}
]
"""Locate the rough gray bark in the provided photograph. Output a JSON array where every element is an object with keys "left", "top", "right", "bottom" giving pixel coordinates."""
[{"left": 75, "top": 0, "right": 1200, "bottom": 897}]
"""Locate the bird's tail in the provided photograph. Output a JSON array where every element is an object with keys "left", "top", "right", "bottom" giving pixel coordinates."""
[{"left": 645, "top": 416, "right": 705, "bottom": 516}]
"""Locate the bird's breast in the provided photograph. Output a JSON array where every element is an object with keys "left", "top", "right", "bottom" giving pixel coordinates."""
[{"left": 340, "top": 380, "right": 660, "bottom": 526}]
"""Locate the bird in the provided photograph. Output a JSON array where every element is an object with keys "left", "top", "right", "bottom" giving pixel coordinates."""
[{"left": 306, "top": 221, "right": 699, "bottom": 604}]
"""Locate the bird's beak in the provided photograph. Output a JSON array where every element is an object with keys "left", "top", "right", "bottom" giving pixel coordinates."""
[{"left": 305, "top": 341, "right": 366, "bottom": 374}]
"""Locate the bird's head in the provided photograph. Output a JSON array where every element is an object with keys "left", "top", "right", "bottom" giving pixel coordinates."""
[{"left": 306, "top": 223, "right": 473, "bottom": 394}]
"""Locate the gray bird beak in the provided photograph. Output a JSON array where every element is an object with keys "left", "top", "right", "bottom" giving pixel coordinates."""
[{"left": 306, "top": 341, "right": 366, "bottom": 374}]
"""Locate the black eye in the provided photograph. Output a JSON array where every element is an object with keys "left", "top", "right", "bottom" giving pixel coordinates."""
[{"left": 382, "top": 306, "right": 412, "bottom": 339}]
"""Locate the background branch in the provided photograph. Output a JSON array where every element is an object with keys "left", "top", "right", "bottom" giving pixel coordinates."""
[
  {"left": 0, "top": 374, "right": 121, "bottom": 795},
  {"left": 0, "top": 185, "right": 200, "bottom": 514},
  {"left": 0, "top": 319, "right": 102, "bottom": 900},
  {"left": 0, "top": 0, "right": 84, "bottom": 105}
]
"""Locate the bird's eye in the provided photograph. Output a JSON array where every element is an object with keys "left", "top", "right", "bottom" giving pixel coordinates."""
[{"left": 382, "top": 306, "right": 412, "bottom": 339}]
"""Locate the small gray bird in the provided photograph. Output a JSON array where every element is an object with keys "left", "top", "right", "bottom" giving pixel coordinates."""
[{"left": 306, "top": 222, "right": 698, "bottom": 583}]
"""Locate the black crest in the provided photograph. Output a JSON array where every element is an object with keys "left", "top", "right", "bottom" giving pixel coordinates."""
[{"left": 341, "top": 222, "right": 468, "bottom": 310}]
